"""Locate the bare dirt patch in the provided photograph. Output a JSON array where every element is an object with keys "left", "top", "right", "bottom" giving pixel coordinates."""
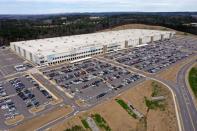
[
  {"left": 11, "top": 105, "right": 73, "bottom": 131},
  {"left": 50, "top": 98, "right": 63, "bottom": 106},
  {"left": 100, "top": 24, "right": 196, "bottom": 36},
  {"left": 5, "top": 115, "right": 24, "bottom": 126},
  {"left": 49, "top": 80, "right": 178, "bottom": 131},
  {"left": 29, "top": 105, "right": 45, "bottom": 114}
]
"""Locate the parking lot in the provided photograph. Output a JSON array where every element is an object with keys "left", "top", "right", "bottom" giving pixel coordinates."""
[
  {"left": 43, "top": 59, "right": 144, "bottom": 103},
  {"left": 164, "top": 36, "right": 197, "bottom": 52},
  {"left": 0, "top": 48, "right": 33, "bottom": 79},
  {"left": 0, "top": 75, "right": 53, "bottom": 127},
  {"left": 104, "top": 37, "right": 195, "bottom": 73}
]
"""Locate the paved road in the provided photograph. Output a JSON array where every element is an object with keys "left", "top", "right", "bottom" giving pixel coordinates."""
[
  {"left": 97, "top": 56, "right": 197, "bottom": 131},
  {"left": 144, "top": 59, "right": 197, "bottom": 131},
  {"left": 37, "top": 56, "right": 197, "bottom": 131},
  {"left": 2, "top": 55, "right": 196, "bottom": 131},
  {"left": 175, "top": 59, "right": 197, "bottom": 131}
]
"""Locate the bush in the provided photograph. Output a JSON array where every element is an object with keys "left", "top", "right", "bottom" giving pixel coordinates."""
[
  {"left": 91, "top": 114, "right": 111, "bottom": 131},
  {"left": 65, "top": 125, "right": 85, "bottom": 131},
  {"left": 81, "top": 119, "right": 89, "bottom": 129},
  {"left": 144, "top": 97, "right": 165, "bottom": 111}
]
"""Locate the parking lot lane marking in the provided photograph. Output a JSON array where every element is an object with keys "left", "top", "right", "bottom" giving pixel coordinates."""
[
  {"left": 50, "top": 79, "right": 73, "bottom": 98},
  {"left": 0, "top": 93, "right": 16, "bottom": 101},
  {"left": 28, "top": 73, "right": 58, "bottom": 100},
  {"left": 36, "top": 72, "right": 75, "bottom": 100},
  {"left": 0, "top": 69, "right": 6, "bottom": 76}
]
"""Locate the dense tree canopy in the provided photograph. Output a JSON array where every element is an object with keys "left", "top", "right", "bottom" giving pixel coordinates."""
[{"left": 0, "top": 13, "right": 196, "bottom": 46}]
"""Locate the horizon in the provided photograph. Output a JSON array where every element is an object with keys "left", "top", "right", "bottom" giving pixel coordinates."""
[
  {"left": 0, "top": 11, "right": 197, "bottom": 16},
  {"left": 0, "top": 0, "right": 197, "bottom": 15}
]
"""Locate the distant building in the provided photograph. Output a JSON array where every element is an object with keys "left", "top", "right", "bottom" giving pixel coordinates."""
[
  {"left": 43, "top": 19, "right": 52, "bottom": 24},
  {"left": 10, "top": 29, "right": 175, "bottom": 66},
  {"left": 190, "top": 23, "right": 197, "bottom": 27},
  {"left": 89, "top": 16, "right": 101, "bottom": 20}
]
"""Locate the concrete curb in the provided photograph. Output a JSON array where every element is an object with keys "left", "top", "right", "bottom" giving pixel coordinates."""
[{"left": 150, "top": 78, "right": 183, "bottom": 131}]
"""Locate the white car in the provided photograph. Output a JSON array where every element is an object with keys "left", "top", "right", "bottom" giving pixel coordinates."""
[{"left": 1, "top": 104, "right": 8, "bottom": 109}]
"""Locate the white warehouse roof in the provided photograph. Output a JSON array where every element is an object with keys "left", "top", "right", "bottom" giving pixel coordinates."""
[{"left": 11, "top": 29, "right": 173, "bottom": 57}]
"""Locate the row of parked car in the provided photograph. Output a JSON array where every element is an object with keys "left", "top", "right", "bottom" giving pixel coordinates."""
[
  {"left": 9, "top": 78, "right": 40, "bottom": 107},
  {"left": 0, "top": 83, "right": 7, "bottom": 97},
  {"left": 25, "top": 75, "right": 53, "bottom": 99},
  {"left": 0, "top": 98, "right": 19, "bottom": 120},
  {"left": 105, "top": 39, "right": 192, "bottom": 74}
]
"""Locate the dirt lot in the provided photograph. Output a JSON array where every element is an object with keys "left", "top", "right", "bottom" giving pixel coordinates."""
[
  {"left": 5, "top": 115, "right": 24, "bottom": 126},
  {"left": 11, "top": 105, "right": 73, "bottom": 131},
  {"left": 49, "top": 80, "right": 178, "bottom": 131},
  {"left": 157, "top": 55, "right": 197, "bottom": 83},
  {"left": 100, "top": 24, "right": 196, "bottom": 36}
]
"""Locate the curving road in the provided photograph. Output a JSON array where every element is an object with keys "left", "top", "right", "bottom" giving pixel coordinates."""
[
  {"left": 35, "top": 57, "right": 197, "bottom": 131},
  {"left": 151, "top": 58, "right": 197, "bottom": 131},
  {"left": 176, "top": 59, "right": 197, "bottom": 131},
  {"left": 96, "top": 56, "right": 197, "bottom": 131}
]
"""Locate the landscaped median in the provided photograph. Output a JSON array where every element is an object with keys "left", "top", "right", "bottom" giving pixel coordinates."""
[
  {"left": 91, "top": 114, "right": 111, "bottom": 131},
  {"left": 5, "top": 114, "right": 24, "bottom": 126},
  {"left": 115, "top": 99, "right": 137, "bottom": 119},
  {"left": 188, "top": 66, "right": 197, "bottom": 97}
]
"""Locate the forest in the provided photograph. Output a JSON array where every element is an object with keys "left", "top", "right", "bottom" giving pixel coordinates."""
[{"left": 0, "top": 12, "right": 197, "bottom": 46}]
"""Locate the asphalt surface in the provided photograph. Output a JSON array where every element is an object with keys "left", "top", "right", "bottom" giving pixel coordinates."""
[
  {"left": 96, "top": 56, "right": 197, "bottom": 131},
  {"left": 0, "top": 47, "right": 196, "bottom": 131},
  {"left": 35, "top": 55, "right": 197, "bottom": 131},
  {"left": 175, "top": 59, "right": 197, "bottom": 131}
]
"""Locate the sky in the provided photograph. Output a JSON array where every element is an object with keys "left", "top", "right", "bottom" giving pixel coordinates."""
[{"left": 0, "top": 0, "right": 197, "bottom": 14}]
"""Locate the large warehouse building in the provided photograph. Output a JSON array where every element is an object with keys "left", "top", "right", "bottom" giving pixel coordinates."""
[{"left": 10, "top": 29, "right": 175, "bottom": 66}]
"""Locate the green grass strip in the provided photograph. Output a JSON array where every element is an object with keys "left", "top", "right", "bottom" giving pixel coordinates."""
[
  {"left": 91, "top": 114, "right": 111, "bottom": 131},
  {"left": 189, "top": 67, "right": 197, "bottom": 97},
  {"left": 81, "top": 119, "right": 90, "bottom": 129},
  {"left": 116, "top": 99, "right": 137, "bottom": 119}
]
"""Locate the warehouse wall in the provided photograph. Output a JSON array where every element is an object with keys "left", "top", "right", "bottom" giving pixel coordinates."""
[
  {"left": 154, "top": 35, "right": 162, "bottom": 41},
  {"left": 163, "top": 33, "right": 170, "bottom": 39},
  {"left": 128, "top": 39, "right": 139, "bottom": 47},
  {"left": 142, "top": 36, "right": 151, "bottom": 44},
  {"left": 10, "top": 31, "right": 176, "bottom": 66}
]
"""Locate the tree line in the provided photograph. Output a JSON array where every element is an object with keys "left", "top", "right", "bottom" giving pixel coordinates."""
[{"left": 0, "top": 13, "right": 196, "bottom": 46}]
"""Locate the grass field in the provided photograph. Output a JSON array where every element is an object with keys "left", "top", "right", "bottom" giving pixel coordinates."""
[
  {"left": 49, "top": 80, "right": 178, "bottom": 131},
  {"left": 189, "top": 67, "right": 197, "bottom": 97}
]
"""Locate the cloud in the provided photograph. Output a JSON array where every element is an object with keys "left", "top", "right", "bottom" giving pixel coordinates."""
[
  {"left": 15, "top": 0, "right": 121, "bottom": 3},
  {"left": 0, "top": 0, "right": 196, "bottom": 14}
]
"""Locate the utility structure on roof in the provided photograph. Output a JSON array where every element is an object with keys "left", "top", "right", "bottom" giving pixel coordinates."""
[{"left": 10, "top": 29, "right": 175, "bottom": 66}]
